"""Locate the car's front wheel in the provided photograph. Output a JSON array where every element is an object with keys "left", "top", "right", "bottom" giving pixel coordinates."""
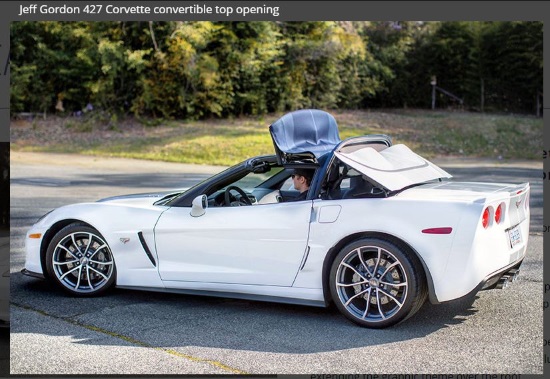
[
  {"left": 45, "top": 223, "right": 116, "bottom": 296},
  {"left": 329, "top": 238, "right": 426, "bottom": 328}
]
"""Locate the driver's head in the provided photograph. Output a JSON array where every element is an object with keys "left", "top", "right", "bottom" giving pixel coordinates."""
[{"left": 292, "top": 168, "right": 314, "bottom": 191}]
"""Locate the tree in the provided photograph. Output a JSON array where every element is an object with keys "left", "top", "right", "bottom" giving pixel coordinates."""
[
  {"left": 482, "top": 21, "right": 543, "bottom": 113},
  {"left": 10, "top": 21, "right": 543, "bottom": 118}
]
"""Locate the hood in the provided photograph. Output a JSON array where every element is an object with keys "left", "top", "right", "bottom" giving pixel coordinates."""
[
  {"left": 269, "top": 109, "right": 341, "bottom": 164},
  {"left": 97, "top": 190, "right": 184, "bottom": 206},
  {"left": 335, "top": 142, "right": 452, "bottom": 192}
]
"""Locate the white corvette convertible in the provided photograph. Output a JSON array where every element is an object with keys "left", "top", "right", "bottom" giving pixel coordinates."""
[{"left": 23, "top": 109, "right": 530, "bottom": 328}]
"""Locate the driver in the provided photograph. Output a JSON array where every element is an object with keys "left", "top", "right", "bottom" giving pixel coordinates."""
[{"left": 289, "top": 168, "right": 314, "bottom": 201}]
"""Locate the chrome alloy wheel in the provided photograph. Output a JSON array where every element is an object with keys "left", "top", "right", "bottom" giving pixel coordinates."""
[
  {"left": 334, "top": 245, "right": 409, "bottom": 323},
  {"left": 51, "top": 230, "right": 114, "bottom": 294}
]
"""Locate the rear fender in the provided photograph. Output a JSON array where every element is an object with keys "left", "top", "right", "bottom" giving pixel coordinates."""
[{"left": 320, "top": 232, "right": 438, "bottom": 305}]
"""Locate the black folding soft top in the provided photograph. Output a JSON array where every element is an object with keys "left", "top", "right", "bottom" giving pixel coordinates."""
[{"left": 269, "top": 109, "right": 341, "bottom": 164}]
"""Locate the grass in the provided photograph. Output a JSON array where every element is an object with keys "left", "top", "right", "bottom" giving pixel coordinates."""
[{"left": 10, "top": 109, "right": 543, "bottom": 166}]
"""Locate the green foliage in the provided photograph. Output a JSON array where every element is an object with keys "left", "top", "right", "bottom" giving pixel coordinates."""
[
  {"left": 382, "top": 21, "right": 543, "bottom": 113},
  {"left": 10, "top": 21, "right": 543, "bottom": 118},
  {"left": 481, "top": 21, "right": 543, "bottom": 112}
]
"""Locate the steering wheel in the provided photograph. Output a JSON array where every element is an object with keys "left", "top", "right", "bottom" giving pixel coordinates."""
[{"left": 224, "top": 185, "right": 253, "bottom": 206}]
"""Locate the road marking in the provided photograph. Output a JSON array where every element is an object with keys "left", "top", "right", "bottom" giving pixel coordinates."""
[{"left": 11, "top": 302, "right": 248, "bottom": 374}]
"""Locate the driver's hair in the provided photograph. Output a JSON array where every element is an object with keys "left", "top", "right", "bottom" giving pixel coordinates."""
[{"left": 293, "top": 168, "right": 315, "bottom": 186}]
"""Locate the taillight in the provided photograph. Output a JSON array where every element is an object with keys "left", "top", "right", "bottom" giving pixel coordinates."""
[
  {"left": 482, "top": 207, "right": 490, "bottom": 228},
  {"left": 495, "top": 203, "right": 503, "bottom": 224}
]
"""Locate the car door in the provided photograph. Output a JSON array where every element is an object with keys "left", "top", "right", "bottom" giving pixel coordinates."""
[{"left": 154, "top": 201, "right": 313, "bottom": 287}]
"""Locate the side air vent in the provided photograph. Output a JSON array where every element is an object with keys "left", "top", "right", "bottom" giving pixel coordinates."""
[{"left": 138, "top": 231, "right": 156, "bottom": 267}]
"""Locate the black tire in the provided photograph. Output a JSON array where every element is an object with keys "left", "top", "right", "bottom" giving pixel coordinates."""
[
  {"left": 329, "top": 238, "right": 426, "bottom": 328},
  {"left": 45, "top": 223, "right": 116, "bottom": 296}
]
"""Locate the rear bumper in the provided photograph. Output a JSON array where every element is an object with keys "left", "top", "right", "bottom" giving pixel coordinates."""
[
  {"left": 479, "top": 260, "right": 523, "bottom": 291},
  {"left": 440, "top": 259, "right": 524, "bottom": 304},
  {"left": 433, "top": 211, "right": 529, "bottom": 303}
]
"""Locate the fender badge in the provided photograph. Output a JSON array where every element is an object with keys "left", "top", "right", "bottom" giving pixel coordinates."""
[
  {"left": 120, "top": 238, "right": 130, "bottom": 244},
  {"left": 515, "top": 199, "right": 522, "bottom": 208}
]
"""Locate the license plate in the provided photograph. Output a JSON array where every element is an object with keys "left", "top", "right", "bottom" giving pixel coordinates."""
[{"left": 508, "top": 225, "right": 522, "bottom": 248}]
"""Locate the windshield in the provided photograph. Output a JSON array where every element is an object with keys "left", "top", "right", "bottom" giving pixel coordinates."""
[
  {"left": 161, "top": 164, "right": 237, "bottom": 207},
  {"left": 223, "top": 167, "right": 285, "bottom": 191}
]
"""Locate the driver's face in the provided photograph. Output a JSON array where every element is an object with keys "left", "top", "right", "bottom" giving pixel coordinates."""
[{"left": 292, "top": 174, "right": 308, "bottom": 192}]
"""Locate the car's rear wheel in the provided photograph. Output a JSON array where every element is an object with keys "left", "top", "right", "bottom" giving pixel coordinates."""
[
  {"left": 45, "top": 223, "right": 116, "bottom": 296},
  {"left": 329, "top": 238, "right": 426, "bottom": 328}
]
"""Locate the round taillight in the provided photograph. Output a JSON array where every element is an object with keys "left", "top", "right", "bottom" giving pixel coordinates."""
[
  {"left": 482, "top": 207, "right": 490, "bottom": 228},
  {"left": 495, "top": 204, "right": 503, "bottom": 224}
]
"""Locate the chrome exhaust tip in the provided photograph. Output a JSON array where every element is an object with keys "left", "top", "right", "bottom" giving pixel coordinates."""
[
  {"left": 496, "top": 275, "right": 511, "bottom": 289},
  {"left": 507, "top": 269, "right": 520, "bottom": 282}
]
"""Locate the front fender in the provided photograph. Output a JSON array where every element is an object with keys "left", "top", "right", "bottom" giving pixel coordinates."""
[{"left": 26, "top": 202, "right": 168, "bottom": 288}]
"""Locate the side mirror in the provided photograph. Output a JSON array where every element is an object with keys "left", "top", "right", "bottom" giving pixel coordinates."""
[{"left": 190, "top": 195, "right": 208, "bottom": 217}]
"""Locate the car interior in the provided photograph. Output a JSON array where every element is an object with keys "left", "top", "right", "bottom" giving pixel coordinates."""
[
  {"left": 320, "top": 159, "right": 386, "bottom": 200},
  {"left": 207, "top": 163, "right": 305, "bottom": 207},
  {"left": 203, "top": 156, "right": 386, "bottom": 208}
]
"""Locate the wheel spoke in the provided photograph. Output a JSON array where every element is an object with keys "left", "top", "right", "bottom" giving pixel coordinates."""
[
  {"left": 87, "top": 266, "right": 94, "bottom": 290},
  {"left": 380, "top": 280, "right": 407, "bottom": 288},
  {"left": 372, "top": 247, "right": 382, "bottom": 277},
  {"left": 362, "top": 288, "right": 372, "bottom": 319},
  {"left": 356, "top": 248, "right": 374, "bottom": 277},
  {"left": 88, "top": 244, "right": 108, "bottom": 260},
  {"left": 337, "top": 280, "right": 367, "bottom": 288},
  {"left": 83, "top": 233, "right": 93, "bottom": 256},
  {"left": 53, "top": 259, "right": 79, "bottom": 266},
  {"left": 71, "top": 234, "right": 83, "bottom": 255},
  {"left": 74, "top": 266, "right": 83, "bottom": 290},
  {"left": 344, "top": 288, "right": 369, "bottom": 306},
  {"left": 378, "top": 288, "right": 404, "bottom": 307},
  {"left": 341, "top": 262, "right": 368, "bottom": 281},
  {"left": 376, "top": 289, "right": 386, "bottom": 320},
  {"left": 59, "top": 265, "right": 80, "bottom": 281},
  {"left": 380, "top": 261, "right": 399, "bottom": 278},
  {"left": 88, "top": 266, "right": 109, "bottom": 281},
  {"left": 57, "top": 244, "right": 78, "bottom": 260},
  {"left": 89, "top": 259, "right": 113, "bottom": 266}
]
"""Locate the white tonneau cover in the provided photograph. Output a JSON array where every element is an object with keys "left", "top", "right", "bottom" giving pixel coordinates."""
[{"left": 335, "top": 144, "right": 452, "bottom": 192}]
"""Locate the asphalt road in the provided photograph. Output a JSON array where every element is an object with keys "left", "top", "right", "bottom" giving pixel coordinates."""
[{"left": 8, "top": 152, "right": 544, "bottom": 375}]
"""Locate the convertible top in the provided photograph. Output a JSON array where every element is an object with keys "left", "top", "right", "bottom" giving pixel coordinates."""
[
  {"left": 269, "top": 109, "right": 341, "bottom": 164},
  {"left": 269, "top": 109, "right": 450, "bottom": 192},
  {"left": 335, "top": 143, "right": 452, "bottom": 192}
]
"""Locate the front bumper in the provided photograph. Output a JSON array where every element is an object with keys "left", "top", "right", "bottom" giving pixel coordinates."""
[{"left": 21, "top": 268, "right": 45, "bottom": 280}]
